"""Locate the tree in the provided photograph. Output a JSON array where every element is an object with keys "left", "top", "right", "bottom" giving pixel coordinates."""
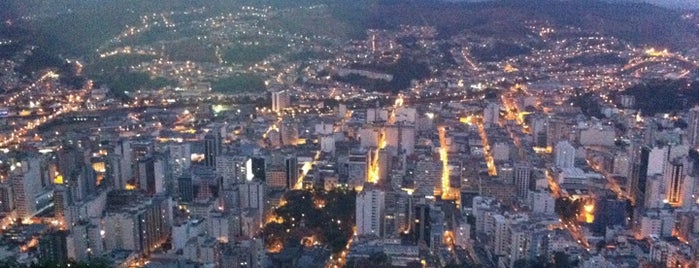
[
  {"left": 555, "top": 197, "right": 582, "bottom": 222},
  {"left": 553, "top": 252, "right": 572, "bottom": 268}
]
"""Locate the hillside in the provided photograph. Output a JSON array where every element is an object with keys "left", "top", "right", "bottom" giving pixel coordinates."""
[{"left": 1, "top": 0, "right": 697, "bottom": 59}]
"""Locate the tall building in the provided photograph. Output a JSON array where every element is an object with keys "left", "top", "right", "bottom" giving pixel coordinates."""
[
  {"left": 72, "top": 164, "right": 98, "bottom": 202},
  {"left": 265, "top": 167, "right": 287, "bottom": 189},
  {"left": 251, "top": 156, "right": 266, "bottom": 181},
  {"left": 167, "top": 142, "right": 192, "bottom": 177},
  {"left": 514, "top": 163, "right": 532, "bottom": 200},
  {"left": 664, "top": 158, "right": 685, "bottom": 207},
  {"left": 629, "top": 145, "right": 650, "bottom": 205},
  {"left": 320, "top": 135, "right": 335, "bottom": 154},
  {"left": 592, "top": 194, "right": 627, "bottom": 235},
  {"left": 414, "top": 156, "right": 440, "bottom": 196},
  {"left": 114, "top": 139, "right": 133, "bottom": 189},
  {"left": 528, "top": 190, "right": 555, "bottom": 215},
  {"left": 204, "top": 130, "right": 222, "bottom": 168},
  {"left": 280, "top": 121, "right": 299, "bottom": 146},
  {"left": 546, "top": 117, "right": 570, "bottom": 148},
  {"left": 647, "top": 146, "right": 669, "bottom": 176},
  {"left": 554, "top": 140, "right": 575, "bottom": 168},
  {"left": 348, "top": 150, "right": 369, "bottom": 188},
  {"left": 103, "top": 191, "right": 170, "bottom": 255},
  {"left": 644, "top": 174, "right": 664, "bottom": 209},
  {"left": 686, "top": 106, "right": 699, "bottom": 148},
  {"left": 68, "top": 220, "right": 104, "bottom": 261},
  {"left": 385, "top": 124, "right": 416, "bottom": 156},
  {"left": 0, "top": 180, "right": 13, "bottom": 213},
  {"left": 112, "top": 139, "right": 155, "bottom": 189},
  {"left": 271, "top": 90, "right": 290, "bottom": 113},
  {"left": 507, "top": 224, "right": 532, "bottom": 268},
  {"left": 359, "top": 127, "right": 380, "bottom": 149},
  {"left": 136, "top": 154, "right": 167, "bottom": 195},
  {"left": 221, "top": 240, "right": 263, "bottom": 268},
  {"left": 483, "top": 102, "right": 500, "bottom": 127},
  {"left": 216, "top": 155, "right": 253, "bottom": 188},
  {"left": 11, "top": 158, "right": 47, "bottom": 220},
  {"left": 285, "top": 156, "right": 298, "bottom": 189},
  {"left": 39, "top": 230, "right": 69, "bottom": 266},
  {"left": 356, "top": 187, "right": 385, "bottom": 237},
  {"left": 238, "top": 181, "right": 265, "bottom": 222},
  {"left": 413, "top": 203, "right": 431, "bottom": 246},
  {"left": 178, "top": 176, "right": 194, "bottom": 202}
]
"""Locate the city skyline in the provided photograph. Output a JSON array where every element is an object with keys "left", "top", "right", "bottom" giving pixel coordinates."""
[{"left": 0, "top": 0, "right": 698, "bottom": 267}]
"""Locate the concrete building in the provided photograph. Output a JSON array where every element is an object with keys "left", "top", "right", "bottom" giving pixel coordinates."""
[
  {"left": 271, "top": 90, "right": 290, "bottom": 113},
  {"left": 216, "top": 155, "right": 253, "bottom": 188},
  {"left": 103, "top": 191, "right": 171, "bottom": 255},
  {"left": 554, "top": 140, "right": 576, "bottom": 169},
  {"left": 356, "top": 187, "right": 385, "bottom": 238},
  {"left": 11, "top": 158, "right": 48, "bottom": 220},
  {"left": 514, "top": 163, "right": 531, "bottom": 200},
  {"left": 686, "top": 106, "right": 699, "bottom": 148}
]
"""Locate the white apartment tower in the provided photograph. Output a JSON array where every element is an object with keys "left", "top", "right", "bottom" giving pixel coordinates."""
[
  {"left": 271, "top": 90, "right": 290, "bottom": 113},
  {"left": 356, "top": 187, "right": 385, "bottom": 237}
]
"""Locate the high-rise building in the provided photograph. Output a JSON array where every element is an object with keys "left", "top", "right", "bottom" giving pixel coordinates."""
[
  {"left": 413, "top": 203, "right": 431, "bottom": 246},
  {"left": 221, "top": 240, "right": 263, "bottom": 268},
  {"left": 68, "top": 220, "right": 103, "bottom": 261},
  {"left": 239, "top": 181, "right": 265, "bottom": 218},
  {"left": 359, "top": 127, "right": 380, "bottom": 149},
  {"left": 554, "top": 140, "right": 576, "bottom": 168},
  {"left": 647, "top": 146, "right": 669, "bottom": 176},
  {"left": 385, "top": 124, "right": 416, "bottom": 156},
  {"left": 686, "top": 106, "right": 699, "bottom": 148},
  {"left": 178, "top": 176, "right": 194, "bottom": 202},
  {"left": 136, "top": 154, "right": 167, "bottom": 195},
  {"left": 280, "top": 121, "right": 299, "bottom": 146},
  {"left": 320, "top": 135, "right": 335, "bottom": 154},
  {"left": 39, "top": 230, "right": 69, "bottom": 266},
  {"left": 644, "top": 175, "right": 664, "bottom": 209},
  {"left": 514, "top": 163, "right": 531, "bottom": 200},
  {"left": 546, "top": 117, "right": 570, "bottom": 148},
  {"left": 414, "top": 156, "right": 440, "bottom": 196},
  {"left": 216, "top": 155, "right": 253, "bottom": 188},
  {"left": 265, "top": 167, "right": 287, "bottom": 189},
  {"left": 103, "top": 191, "right": 170, "bottom": 255},
  {"left": 348, "top": 150, "right": 369, "bottom": 188},
  {"left": 613, "top": 152, "right": 631, "bottom": 177},
  {"left": 528, "top": 190, "right": 555, "bottom": 215},
  {"left": 64, "top": 164, "right": 97, "bottom": 204},
  {"left": 167, "top": 142, "right": 192, "bottom": 177},
  {"left": 664, "top": 158, "right": 685, "bottom": 206},
  {"left": 11, "top": 158, "right": 47, "bottom": 220},
  {"left": 356, "top": 187, "right": 385, "bottom": 237},
  {"left": 204, "top": 131, "right": 222, "bottom": 168},
  {"left": 591, "top": 194, "right": 627, "bottom": 235},
  {"left": 251, "top": 156, "right": 266, "bottom": 181},
  {"left": 394, "top": 107, "right": 417, "bottom": 124},
  {"left": 0, "top": 180, "right": 14, "bottom": 213},
  {"left": 285, "top": 156, "right": 298, "bottom": 189},
  {"left": 271, "top": 90, "right": 290, "bottom": 113},
  {"left": 629, "top": 145, "right": 650, "bottom": 205},
  {"left": 507, "top": 224, "right": 531, "bottom": 268},
  {"left": 114, "top": 139, "right": 133, "bottom": 188},
  {"left": 483, "top": 102, "right": 500, "bottom": 127}
]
